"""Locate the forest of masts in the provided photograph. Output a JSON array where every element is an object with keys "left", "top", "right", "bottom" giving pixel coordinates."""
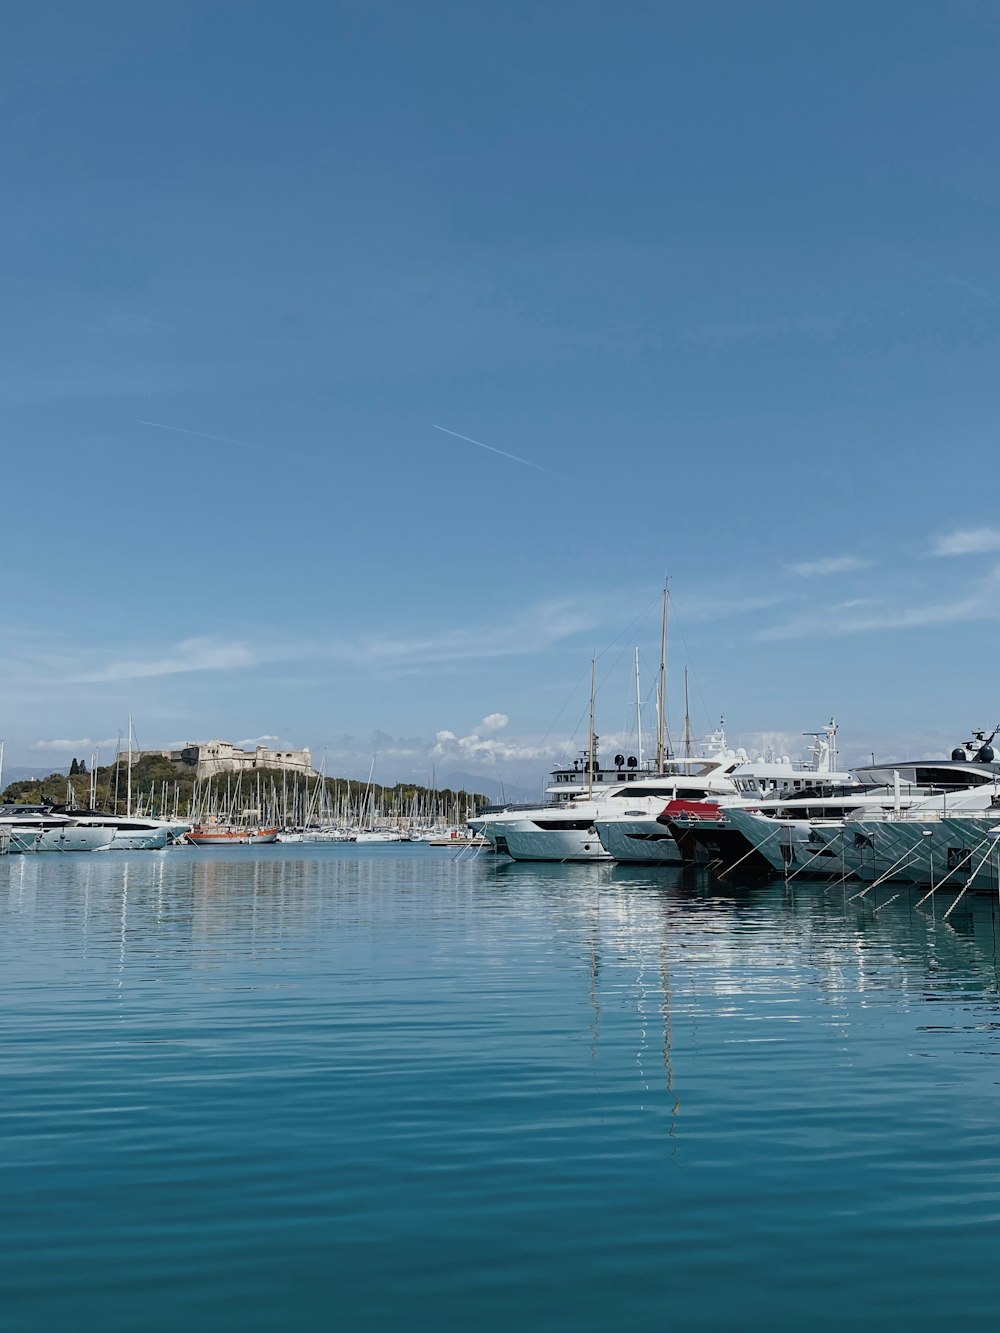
[{"left": 89, "top": 766, "right": 481, "bottom": 834}]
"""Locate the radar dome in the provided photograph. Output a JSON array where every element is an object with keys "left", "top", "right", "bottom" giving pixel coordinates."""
[{"left": 951, "top": 747, "right": 968, "bottom": 761}]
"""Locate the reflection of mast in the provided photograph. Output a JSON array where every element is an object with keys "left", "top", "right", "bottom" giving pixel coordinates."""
[
  {"left": 659, "top": 915, "right": 681, "bottom": 1150},
  {"left": 587, "top": 902, "right": 601, "bottom": 1058}
]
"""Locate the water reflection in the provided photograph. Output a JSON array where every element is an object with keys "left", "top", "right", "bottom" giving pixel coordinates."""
[
  {"left": 7, "top": 847, "right": 1000, "bottom": 1331},
  {"left": 4, "top": 846, "right": 1000, "bottom": 1129}
]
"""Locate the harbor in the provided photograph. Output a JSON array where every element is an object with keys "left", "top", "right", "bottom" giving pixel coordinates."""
[
  {"left": 7, "top": 0, "right": 1000, "bottom": 1325},
  {"left": 9, "top": 713, "right": 1000, "bottom": 907}
]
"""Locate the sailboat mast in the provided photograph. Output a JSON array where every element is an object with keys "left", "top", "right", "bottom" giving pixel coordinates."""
[
  {"left": 126, "top": 716, "right": 133, "bottom": 817},
  {"left": 634, "top": 646, "right": 643, "bottom": 771},
  {"left": 656, "top": 584, "right": 668, "bottom": 772},
  {"left": 683, "top": 670, "right": 692, "bottom": 759},
  {"left": 588, "top": 656, "right": 596, "bottom": 802}
]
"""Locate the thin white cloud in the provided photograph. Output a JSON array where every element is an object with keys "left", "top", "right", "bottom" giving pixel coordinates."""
[
  {"left": 931, "top": 528, "right": 1000, "bottom": 557},
  {"left": 32, "top": 737, "right": 119, "bottom": 752},
  {"left": 677, "top": 593, "right": 788, "bottom": 621},
  {"left": 341, "top": 598, "right": 603, "bottom": 669},
  {"left": 789, "top": 556, "right": 868, "bottom": 578},
  {"left": 0, "top": 598, "right": 606, "bottom": 704},
  {"left": 759, "top": 564, "right": 1000, "bottom": 640},
  {"left": 74, "top": 638, "right": 256, "bottom": 684},
  {"left": 681, "top": 310, "right": 851, "bottom": 348},
  {"left": 237, "top": 735, "right": 280, "bottom": 746}
]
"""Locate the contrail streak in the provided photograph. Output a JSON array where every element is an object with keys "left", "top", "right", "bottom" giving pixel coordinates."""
[
  {"left": 136, "top": 419, "right": 265, "bottom": 452},
  {"left": 432, "top": 423, "right": 561, "bottom": 477}
]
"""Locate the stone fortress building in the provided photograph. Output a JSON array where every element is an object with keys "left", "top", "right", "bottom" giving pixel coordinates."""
[{"left": 132, "top": 740, "right": 318, "bottom": 782}]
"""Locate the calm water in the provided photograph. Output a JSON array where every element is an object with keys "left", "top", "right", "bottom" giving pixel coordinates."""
[{"left": 3, "top": 845, "right": 1000, "bottom": 1330}]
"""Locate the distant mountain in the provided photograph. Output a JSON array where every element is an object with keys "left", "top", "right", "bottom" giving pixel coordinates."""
[{"left": 439, "top": 772, "right": 538, "bottom": 805}]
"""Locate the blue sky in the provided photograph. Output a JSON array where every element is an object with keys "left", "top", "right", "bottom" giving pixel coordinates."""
[{"left": 4, "top": 0, "right": 1000, "bottom": 786}]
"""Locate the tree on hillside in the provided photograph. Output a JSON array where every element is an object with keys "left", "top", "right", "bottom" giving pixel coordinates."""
[{"left": 69, "top": 758, "right": 79, "bottom": 775}]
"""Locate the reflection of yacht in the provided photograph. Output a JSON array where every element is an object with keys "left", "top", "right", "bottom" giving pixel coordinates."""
[{"left": 599, "top": 722, "right": 850, "bottom": 865}]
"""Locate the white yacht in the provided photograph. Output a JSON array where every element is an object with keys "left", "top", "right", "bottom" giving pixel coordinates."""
[
  {"left": 827, "top": 771, "right": 1000, "bottom": 886},
  {"left": 0, "top": 816, "right": 43, "bottom": 852},
  {"left": 75, "top": 816, "right": 173, "bottom": 850},
  {"left": 468, "top": 747, "right": 660, "bottom": 848},
  {"left": 48, "top": 805, "right": 190, "bottom": 850},
  {"left": 722, "top": 733, "right": 1000, "bottom": 880},
  {"left": 597, "top": 722, "right": 851, "bottom": 865},
  {"left": 0, "top": 809, "right": 116, "bottom": 852},
  {"left": 487, "top": 727, "right": 747, "bottom": 863}
]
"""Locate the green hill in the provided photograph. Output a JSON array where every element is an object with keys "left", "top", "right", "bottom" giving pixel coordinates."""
[{"left": 1, "top": 754, "right": 488, "bottom": 823}]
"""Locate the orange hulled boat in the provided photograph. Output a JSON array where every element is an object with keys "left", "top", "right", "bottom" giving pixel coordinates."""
[{"left": 187, "top": 822, "right": 280, "bottom": 846}]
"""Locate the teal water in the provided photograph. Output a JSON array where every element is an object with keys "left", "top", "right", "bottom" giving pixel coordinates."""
[{"left": 3, "top": 846, "right": 1000, "bottom": 1330}]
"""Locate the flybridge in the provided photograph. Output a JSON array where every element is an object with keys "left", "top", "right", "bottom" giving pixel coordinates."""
[
  {"left": 855, "top": 726, "right": 1000, "bottom": 791},
  {"left": 855, "top": 760, "right": 1000, "bottom": 790}
]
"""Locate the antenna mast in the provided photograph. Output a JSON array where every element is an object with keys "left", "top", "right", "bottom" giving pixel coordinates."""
[
  {"left": 588, "top": 656, "right": 597, "bottom": 801},
  {"left": 634, "top": 646, "right": 643, "bottom": 771},
  {"left": 656, "top": 583, "right": 668, "bottom": 772}
]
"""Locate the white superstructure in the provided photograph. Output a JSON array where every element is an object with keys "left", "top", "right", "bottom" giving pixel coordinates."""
[
  {"left": 486, "top": 727, "right": 745, "bottom": 862},
  {"left": 598, "top": 721, "right": 851, "bottom": 865}
]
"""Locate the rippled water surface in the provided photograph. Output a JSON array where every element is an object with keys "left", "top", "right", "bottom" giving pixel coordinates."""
[{"left": 4, "top": 845, "right": 1000, "bottom": 1330}]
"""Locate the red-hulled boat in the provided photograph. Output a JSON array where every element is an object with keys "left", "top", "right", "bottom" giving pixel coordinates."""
[{"left": 187, "top": 823, "right": 280, "bottom": 846}]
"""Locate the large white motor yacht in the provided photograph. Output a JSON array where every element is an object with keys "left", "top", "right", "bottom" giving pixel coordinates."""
[
  {"left": 0, "top": 809, "right": 116, "bottom": 852},
  {"left": 486, "top": 727, "right": 746, "bottom": 862},
  {"left": 597, "top": 722, "right": 851, "bottom": 865},
  {"left": 48, "top": 805, "right": 191, "bottom": 850},
  {"left": 723, "top": 733, "right": 1000, "bottom": 880},
  {"left": 468, "top": 748, "right": 656, "bottom": 848}
]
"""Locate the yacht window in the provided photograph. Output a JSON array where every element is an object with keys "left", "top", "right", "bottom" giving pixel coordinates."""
[
  {"left": 915, "top": 766, "right": 992, "bottom": 788},
  {"left": 625, "top": 784, "right": 711, "bottom": 799}
]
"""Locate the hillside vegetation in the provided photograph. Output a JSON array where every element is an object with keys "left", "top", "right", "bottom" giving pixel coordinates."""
[{"left": 1, "top": 753, "right": 487, "bottom": 820}]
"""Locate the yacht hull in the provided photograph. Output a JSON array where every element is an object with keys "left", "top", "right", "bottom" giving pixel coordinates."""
[
  {"left": 37, "top": 826, "right": 116, "bottom": 852},
  {"left": 501, "top": 826, "right": 611, "bottom": 862},
  {"left": 108, "top": 829, "right": 172, "bottom": 850},
  {"left": 662, "top": 817, "right": 774, "bottom": 879},
  {"left": 595, "top": 819, "right": 682, "bottom": 865},
  {"left": 6, "top": 828, "right": 44, "bottom": 853},
  {"left": 188, "top": 826, "right": 280, "bottom": 845}
]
